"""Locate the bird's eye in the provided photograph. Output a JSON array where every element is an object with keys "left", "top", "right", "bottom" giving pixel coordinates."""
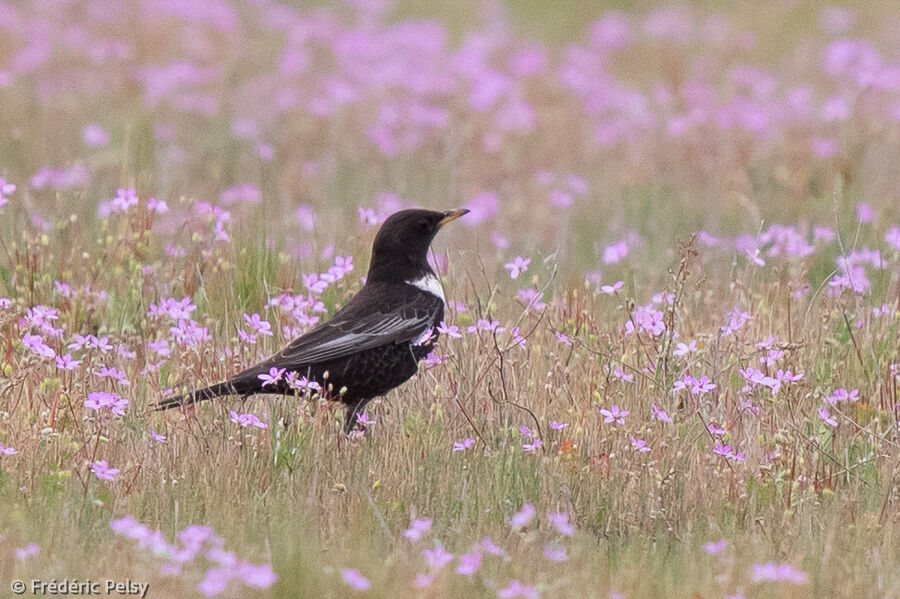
[{"left": 418, "top": 220, "right": 430, "bottom": 231}]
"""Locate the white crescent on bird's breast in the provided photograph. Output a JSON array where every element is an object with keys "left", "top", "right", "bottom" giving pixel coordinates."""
[{"left": 407, "top": 273, "right": 445, "bottom": 303}]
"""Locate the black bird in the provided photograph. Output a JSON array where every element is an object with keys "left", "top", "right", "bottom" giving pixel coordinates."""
[{"left": 157, "top": 208, "right": 468, "bottom": 432}]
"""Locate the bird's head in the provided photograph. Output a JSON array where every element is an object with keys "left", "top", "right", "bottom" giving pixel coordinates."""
[{"left": 367, "top": 208, "right": 469, "bottom": 283}]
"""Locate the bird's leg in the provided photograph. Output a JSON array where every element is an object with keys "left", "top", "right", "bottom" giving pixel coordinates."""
[{"left": 343, "top": 398, "right": 371, "bottom": 435}]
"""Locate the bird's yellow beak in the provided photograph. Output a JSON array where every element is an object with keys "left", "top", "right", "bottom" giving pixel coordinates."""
[{"left": 438, "top": 208, "right": 470, "bottom": 227}]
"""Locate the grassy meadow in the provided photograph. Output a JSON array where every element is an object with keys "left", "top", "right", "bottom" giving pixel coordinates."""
[{"left": 1, "top": 1, "right": 900, "bottom": 597}]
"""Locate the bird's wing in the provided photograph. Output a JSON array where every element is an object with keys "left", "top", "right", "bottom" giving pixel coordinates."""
[
  {"left": 254, "top": 284, "right": 442, "bottom": 369},
  {"left": 275, "top": 310, "right": 433, "bottom": 364}
]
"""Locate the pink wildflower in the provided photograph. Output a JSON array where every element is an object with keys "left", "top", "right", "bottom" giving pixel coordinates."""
[
  {"left": 504, "top": 256, "right": 531, "bottom": 279},
  {"left": 403, "top": 518, "right": 432, "bottom": 542},
  {"left": 599, "top": 405, "right": 628, "bottom": 425},
  {"left": 547, "top": 512, "right": 576, "bottom": 536},
  {"left": 0, "top": 442, "right": 18, "bottom": 456},
  {"left": 228, "top": 411, "right": 268, "bottom": 429},
  {"left": 437, "top": 321, "right": 461, "bottom": 338},
  {"left": 456, "top": 551, "right": 482, "bottom": 576},
  {"left": 651, "top": 404, "right": 673, "bottom": 423},
  {"left": 703, "top": 540, "right": 727, "bottom": 554},
  {"left": 630, "top": 436, "right": 651, "bottom": 453},
  {"left": 510, "top": 503, "right": 536, "bottom": 530},
  {"left": 818, "top": 408, "right": 838, "bottom": 427},
  {"left": 341, "top": 569, "right": 371, "bottom": 592},
  {"left": 600, "top": 280, "right": 624, "bottom": 294},
  {"left": 92, "top": 460, "right": 120, "bottom": 482},
  {"left": 453, "top": 438, "right": 475, "bottom": 452},
  {"left": 543, "top": 545, "right": 568, "bottom": 562},
  {"left": 257, "top": 367, "right": 286, "bottom": 387},
  {"left": 750, "top": 562, "right": 808, "bottom": 584},
  {"left": 422, "top": 545, "right": 454, "bottom": 570}
]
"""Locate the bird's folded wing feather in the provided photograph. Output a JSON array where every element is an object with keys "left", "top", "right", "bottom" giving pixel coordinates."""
[
  {"left": 274, "top": 309, "right": 434, "bottom": 364},
  {"left": 249, "top": 287, "right": 442, "bottom": 371}
]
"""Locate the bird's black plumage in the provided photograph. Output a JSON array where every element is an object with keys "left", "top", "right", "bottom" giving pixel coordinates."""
[{"left": 157, "top": 208, "right": 468, "bottom": 432}]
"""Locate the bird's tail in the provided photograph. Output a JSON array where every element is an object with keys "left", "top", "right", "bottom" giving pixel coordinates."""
[{"left": 156, "top": 380, "right": 246, "bottom": 411}]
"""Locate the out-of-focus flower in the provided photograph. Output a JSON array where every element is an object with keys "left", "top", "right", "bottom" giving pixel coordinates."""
[
  {"left": 721, "top": 307, "right": 753, "bottom": 335},
  {"left": 630, "top": 436, "right": 651, "bottom": 453},
  {"left": 510, "top": 503, "right": 536, "bottom": 530},
  {"left": 0, "top": 178, "right": 16, "bottom": 207},
  {"left": 92, "top": 460, "right": 120, "bottom": 482},
  {"left": 673, "top": 374, "right": 716, "bottom": 395},
  {"left": 826, "top": 388, "right": 859, "bottom": 404},
  {"left": 703, "top": 540, "right": 727, "bottom": 554},
  {"left": 228, "top": 411, "right": 268, "bottom": 429},
  {"left": 0, "top": 442, "right": 18, "bottom": 456},
  {"left": 612, "top": 366, "right": 633, "bottom": 382},
  {"left": 856, "top": 202, "right": 874, "bottom": 223},
  {"left": 885, "top": 226, "right": 900, "bottom": 252},
  {"left": 510, "top": 326, "right": 526, "bottom": 348},
  {"left": 258, "top": 367, "right": 286, "bottom": 387},
  {"left": 818, "top": 408, "right": 838, "bottom": 427},
  {"left": 437, "top": 321, "right": 461, "bottom": 338},
  {"left": 285, "top": 372, "right": 321, "bottom": 393},
  {"left": 423, "top": 545, "right": 454, "bottom": 570},
  {"left": 625, "top": 304, "right": 665, "bottom": 336},
  {"left": 84, "top": 391, "right": 129, "bottom": 416},
  {"left": 456, "top": 551, "right": 482, "bottom": 576},
  {"left": 504, "top": 256, "right": 531, "bottom": 279},
  {"left": 198, "top": 569, "right": 229, "bottom": 597},
  {"left": 651, "top": 404, "right": 673, "bottom": 423},
  {"left": 481, "top": 537, "right": 505, "bottom": 556},
  {"left": 82, "top": 124, "right": 110, "bottom": 147},
  {"left": 497, "top": 580, "right": 540, "bottom": 599},
  {"left": 463, "top": 192, "right": 499, "bottom": 225},
  {"left": 15, "top": 543, "right": 39, "bottom": 561},
  {"left": 55, "top": 353, "right": 82, "bottom": 370},
  {"left": 555, "top": 332, "right": 572, "bottom": 345},
  {"left": 403, "top": 518, "right": 432, "bottom": 542},
  {"left": 23, "top": 333, "right": 56, "bottom": 359},
  {"left": 522, "top": 438, "right": 542, "bottom": 452},
  {"left": 750, "top": 562, "right": 808, "bottom": 584},
  {"left": 548, "top": 512, "right": 576, "bottom": 536},
  {"left": 713, "top": 444, "right": 745, "bottom": 462},
  {"left": 295, "top": 205, "right": 316, "bottom": 231},
  {"left": 147, "top": 197, "right": 169, "bottom": 213},
  {"left": 707, "top": 423, "right": 726, "bottom": 436},
  {"left": 453, "top": 438, "right": 475, "bottom": 452},
  {"left": 517, "top": 288, "right": 547, "bottom": 312},
  {"left": 673, "top": 340, "right": 697, "bottom": 356},
  {"left": 600, "top": 280, "right": 624, "bottom": 294},
  {"left": 599, "top": 405, "right": 628, "bottom": 425},
  {"left": 543, "top": 545, "right": 568, "bottom": 562},
  {"left": 602, "top": 240, "right": 629, "bottom": 264},
  {"left": 341, "top": 569, "right": 371, "bottom": 592},
  {"left": 243, "top": 313, "right": 273, "bottom": 336},
  {"left": 93, "top": 365, "right": 130, "bottom": 386}
]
